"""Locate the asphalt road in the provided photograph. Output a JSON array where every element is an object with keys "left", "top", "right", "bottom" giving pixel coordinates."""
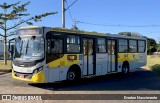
[
  {"left": 0, "top": 68, "right": 160, "bottom": 103},
  {"left": 0, "top": 68, "right": 160, "bottom": 91}
]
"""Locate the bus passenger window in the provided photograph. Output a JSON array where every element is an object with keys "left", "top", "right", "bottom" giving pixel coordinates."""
[
  {"left": 67, "top": 35, "right": 80, "bottom": 53},
  {"left": 83, "top": 39, "right": 88, "bottom": 55},
  {"left": 88, "top": 40, "right": 93, "bottom": 55},
  {"left": 118, "top": 39, "right": 128, "bottom": 53},
  {"left": 47, "top": 39, "right": 63, "bottom": 54},
  {"left": 129, "top": 40, "right": 137, "bottom": 52},
  {"left": 112, "top": 41, "right": 115, "bottom": 54},
  {"left": 97, "top": 38, "right": 106, "bottom": 53},
  {"left": 138, "top": 40, "right": 145, "bottom": 53}
]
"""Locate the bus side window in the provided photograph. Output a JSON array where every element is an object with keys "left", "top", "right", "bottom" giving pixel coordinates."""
[
  {"left": 47, "top": 39, "right": 63, "bottom": 54},
  {"left": 51, "top": 39, "right": 63, "bottom": 54},
  {"left": 46, "top": 38, "right": 63, "bottom": 63}
]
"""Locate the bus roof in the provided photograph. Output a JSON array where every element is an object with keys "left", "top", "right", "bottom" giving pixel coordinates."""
[
  {"left": 50, "top": 27, "right": 146, "bottom": 40},
  {"left": 50, "top": 27, "right": 107, "bottom": 36},
  {"left": 19, "top": 26, "right": 147, "bottom": 40}
]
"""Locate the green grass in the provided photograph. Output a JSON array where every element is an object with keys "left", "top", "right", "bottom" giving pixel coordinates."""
[
  {"left": 144, "top": 55, "right": 160, "bottom": 73},
  {"left": 0, "top": 60, "right": 12, "bottom": 70},
  {"left": 151, "top": 64, "right": 160, "bottom": 73}
]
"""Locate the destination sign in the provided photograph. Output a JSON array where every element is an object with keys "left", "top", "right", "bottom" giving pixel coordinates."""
[
  {"left": 67, "top": 55, "right": 77, "bottom": 60},
  {"left": 17, "top": 28, "right": 42, "bottom": 35}
]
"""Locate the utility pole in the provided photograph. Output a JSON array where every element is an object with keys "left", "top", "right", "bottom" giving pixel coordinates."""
[
  {"left": 62, "top": 0, "right": 78, "bottom": 28},
  {"left": 73, "top": 19, "right": 76, "bottom": 28},
  {"left": 62, "top": 0, "right": 65, "bottom": 28},
  {"left": 72, "top": 19, "right": 78, "bottom": 30}
]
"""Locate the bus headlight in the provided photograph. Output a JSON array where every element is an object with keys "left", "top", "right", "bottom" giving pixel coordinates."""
[{"left": 33, "top": 66, "right": 43, "bottom": 75}]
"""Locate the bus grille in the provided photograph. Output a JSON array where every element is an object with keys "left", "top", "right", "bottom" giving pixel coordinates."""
[{"left": 14, "top": 71, "right": 32, "bottom": 79}]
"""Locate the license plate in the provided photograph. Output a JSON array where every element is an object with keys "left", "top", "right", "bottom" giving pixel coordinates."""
[{"left": 19, "top": 74, "right": 24, "bottom": 78}]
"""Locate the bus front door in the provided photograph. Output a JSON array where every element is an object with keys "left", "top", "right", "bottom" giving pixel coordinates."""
[
  {"left": 83, "top": 38, "right": 95, "bottom": 76},
  {"left": 107, "top": 40, "right": 117, "bottom": 73}
]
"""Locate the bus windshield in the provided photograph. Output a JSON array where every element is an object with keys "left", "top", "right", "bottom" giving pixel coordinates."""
[{"left": 14, "top": 36, "right": 44, "bottom": 61}]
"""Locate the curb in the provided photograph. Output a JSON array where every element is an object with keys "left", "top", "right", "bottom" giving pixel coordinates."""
[
  {"left": 0, "top": 72, "right": 7, "bottom": 75},
  {"left": 0, "top": 69, "right": 11, "bottom": 75},
  {"left": 0, "top": 72, "right": 11, "bottom": 77},
  {"left": 0, "top": 69, "right": 12, "bottom": 73},
  {"left": 0, "top": 72, "right": 10, "bottom": 76}
]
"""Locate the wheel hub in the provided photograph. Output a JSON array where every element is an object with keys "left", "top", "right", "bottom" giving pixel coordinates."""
[{"left": 68, "top": 72, "right": 75, "bottom": 80}]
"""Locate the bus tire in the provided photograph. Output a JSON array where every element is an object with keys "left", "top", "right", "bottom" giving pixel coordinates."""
[
  {"left": 122, "top": 62, "right": 129, "bottom": 74},
  {"left": 67, "top": 69, "right": 78, "bottom": 81}
]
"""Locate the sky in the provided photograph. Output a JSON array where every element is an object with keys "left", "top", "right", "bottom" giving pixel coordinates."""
[{"left": 0, "top": 0, "right": 160, "bottom": 42}]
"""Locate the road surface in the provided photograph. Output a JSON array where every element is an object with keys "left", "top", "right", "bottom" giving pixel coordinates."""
[{"left": 0, "top": 68, "right": 160, "bottom": 103}]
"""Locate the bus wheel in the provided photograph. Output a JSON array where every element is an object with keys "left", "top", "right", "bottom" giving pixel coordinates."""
[
  {"left": 122, "top": 63, "right": 129, "bottom": 74},
  {"left": 67, "top": 69, "right": 77, "bottom": 81}
]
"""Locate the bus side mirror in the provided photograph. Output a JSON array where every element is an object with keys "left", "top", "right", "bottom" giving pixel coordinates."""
[{"left": 8, "top": 38, "right": 15, "bottom": 53}]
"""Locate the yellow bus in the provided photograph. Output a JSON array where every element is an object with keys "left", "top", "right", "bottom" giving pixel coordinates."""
[{"left": 8, "top": 26, "right": 147, "bottom": 83}]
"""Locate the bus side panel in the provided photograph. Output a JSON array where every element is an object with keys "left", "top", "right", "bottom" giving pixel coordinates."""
[
  {"left": 117, "top": 62, "right": 123, "bottom": 72},
  {"left": 129, "top": 53, "right": 139, "bottom": 70},
  {"left": 48, "top": 67, "right": 60, "bottom": 82},
  {"left": 129, "top": 53, "right": 146, "bottom": 70},
  {"left": 118, "top": 53, "right": 146, "bottom": 71},
  {"left": 48, "top": 66, "right": 80, "bottom": 82},
  {"left": 118, "top": 53, "right": 138, "bottom": 71},
  {"left": 47, "top": 54, "right": 83, "bottom": 82},
  {"left": 59, "top": 63, "right": 83, "bottom": 81},
  {"left": 59, "top": 66, "right": 69, "bottom": 81},
  {"left": 96, "top": 53, "right": 108, "bottom": 76},
  {"left": 137, "top": 53, "right": 147, "bottom": 67}
]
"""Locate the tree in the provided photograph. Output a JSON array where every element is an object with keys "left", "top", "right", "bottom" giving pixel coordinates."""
[
  {"left": 147, "top": 38, "right": 157, "bottom": 55},
  {"left": 157, "top": 44, "right": 160, "bottom": 52},
  {"left": 118, "top": 32, "right": 142, "bottom": 37},
  {"left": 118, "top": 32, "right": 132, "bottom": 36},
  {"left": 0, "top": 1, "right": 57, "bottom": 65}
]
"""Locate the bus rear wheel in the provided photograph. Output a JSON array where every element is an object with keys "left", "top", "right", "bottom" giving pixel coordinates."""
[{"left": 122, "top": 63, "right": 129, "bottom": 74}]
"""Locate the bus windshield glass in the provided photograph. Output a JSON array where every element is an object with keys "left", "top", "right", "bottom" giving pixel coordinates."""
[{"left": 14, "top": 36, "right": 44, "bottom": 61}]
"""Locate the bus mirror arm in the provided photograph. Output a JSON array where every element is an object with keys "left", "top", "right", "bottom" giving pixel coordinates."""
[{"left": 8, "top": 38, "right": 15, "bottom": 53}]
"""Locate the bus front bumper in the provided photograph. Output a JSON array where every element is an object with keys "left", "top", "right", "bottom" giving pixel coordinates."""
[{"left": 12, "top": 70, "right": 45, "bottom": 83}]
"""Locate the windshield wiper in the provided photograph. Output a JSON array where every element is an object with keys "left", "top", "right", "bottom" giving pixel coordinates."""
[
  {"left": 19, "top": 40, "right": 23, "bottom": 55},
  {"left": 25, "top": 39, "right": 29, "bottom": 54}
]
